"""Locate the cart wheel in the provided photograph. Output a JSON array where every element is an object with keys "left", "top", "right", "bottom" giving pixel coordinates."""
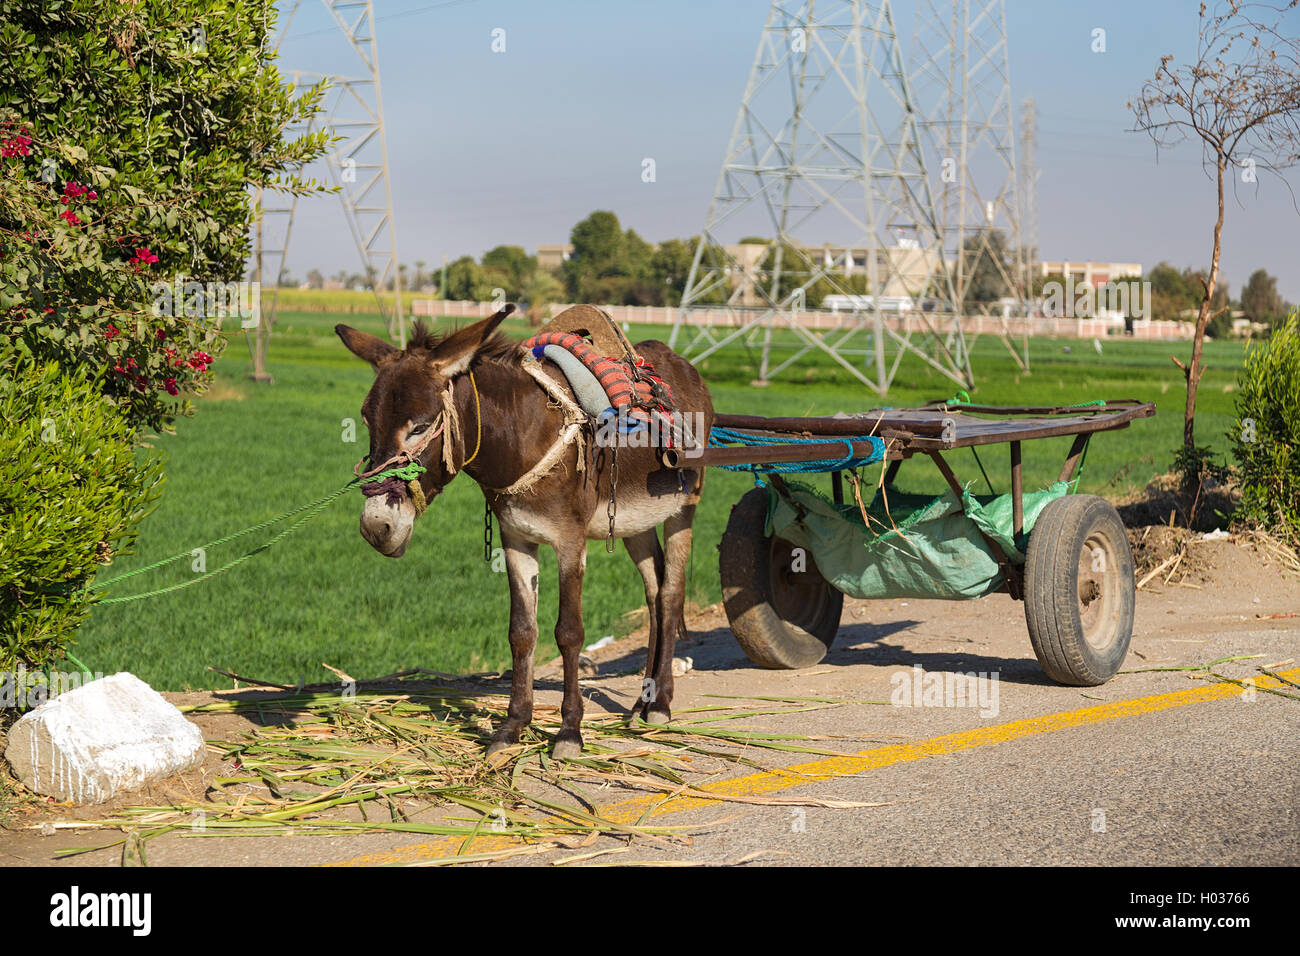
[
  {"left": 1023, "top": 494, "right": 1135, "bottom": 686},
  {"left": 720, "top": 488, "right": 844, "bottom": 669}
]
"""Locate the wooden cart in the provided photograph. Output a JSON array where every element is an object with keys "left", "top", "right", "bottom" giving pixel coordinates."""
[{"left": 666, "top": 400, "right": 1157, "bottom": 686}]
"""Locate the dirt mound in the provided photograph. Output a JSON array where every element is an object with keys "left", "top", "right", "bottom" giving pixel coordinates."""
[
  {"left": 1126, "top": 524, "right": 1214, "bottom": 586},
  {"left": 1115, "top": 471, "right": 1238, "bottom": 533}
]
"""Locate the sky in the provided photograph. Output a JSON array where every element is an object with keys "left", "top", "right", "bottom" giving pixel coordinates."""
[{"left": 272, "top": 0, "right": 1300, "bottom": 301}]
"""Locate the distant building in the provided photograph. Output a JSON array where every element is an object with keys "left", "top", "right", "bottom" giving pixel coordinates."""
[
  {"left": 1040, "top": 260, "right": 1143, "bottom": 288},
  {"left": 536, "top": 244, "right": 573, "bottom": 271}
]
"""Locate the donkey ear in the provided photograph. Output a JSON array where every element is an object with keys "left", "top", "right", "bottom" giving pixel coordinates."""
[
  {"left": 429, "top": 304, "right": 516, "bottom": 377},
  {"left": 335, "top": 324, "right": 398, "bottom": 370}
]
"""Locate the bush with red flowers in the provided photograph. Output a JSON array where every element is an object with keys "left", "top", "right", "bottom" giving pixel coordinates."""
[{"left": 0, "top": 0, "right": 333, "bottom": 434}]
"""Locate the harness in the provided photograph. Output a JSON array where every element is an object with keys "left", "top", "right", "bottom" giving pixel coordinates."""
[
  {"left": 487, "top": 356, "right": 587, "bottom": 496},
  {"left": 355, "top": 371, "right": 483, "bottom": 518}
]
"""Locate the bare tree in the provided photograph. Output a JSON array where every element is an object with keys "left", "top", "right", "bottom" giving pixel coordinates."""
[{"left": 1129, "top": 0, "right": 1300, "bottom": 500}]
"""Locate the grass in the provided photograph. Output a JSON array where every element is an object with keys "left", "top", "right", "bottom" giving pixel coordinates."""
[
  {"left": 72, "top": 308, "right": 1246, "bottom": 690},
  {"left": 47, "top": 680, "right": 876, "bottom": 865}
]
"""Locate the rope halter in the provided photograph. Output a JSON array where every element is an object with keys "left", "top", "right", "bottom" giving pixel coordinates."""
[{"left": 354, "top": 372, "right": 482, "bottom": 519}]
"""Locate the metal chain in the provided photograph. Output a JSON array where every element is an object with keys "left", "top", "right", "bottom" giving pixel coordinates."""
[
  {"left": 483, "top": 498, "right": 494, "bottom": 563},
  {"left": 606, "top": 446, "right": 618, "bottom": 553}
]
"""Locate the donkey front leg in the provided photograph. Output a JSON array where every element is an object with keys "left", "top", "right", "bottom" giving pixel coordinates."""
[
  {"left": 486, "top": 530, "right": 539, "bottom": 758},
  {"left": 551, "top": 540, "right": 588, "bottom": 759}
]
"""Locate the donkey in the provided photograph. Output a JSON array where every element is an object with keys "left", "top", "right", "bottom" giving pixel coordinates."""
[{"left": 336, "top": 306, "right": 715, "bottom": 758}]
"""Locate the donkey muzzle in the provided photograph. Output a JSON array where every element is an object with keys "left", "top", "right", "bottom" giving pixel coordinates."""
[{"left": 360, "top": 494, "right": 415, "bottom": 557}]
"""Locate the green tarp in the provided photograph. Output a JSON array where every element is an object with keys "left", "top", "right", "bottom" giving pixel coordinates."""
[{"left": 767, "top": 479, "right": 1071, "bottom": 601}]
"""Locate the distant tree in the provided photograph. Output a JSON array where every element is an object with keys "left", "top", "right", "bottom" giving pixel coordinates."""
[
  {"left": 564, "top": 210, "right": 625, "bottom": 298},
  {"left": 482, "top": 244, "right": 537, "bottom": 299},
  {"left": 1130, "top": 0, "right": 1300, "bottom": 494},
  {"left": 414, "top": 260, "right": 427, "bottom": 290},
  {"left": 757, "top": 241, "right": 834, "bottom": 307},
  {"left": 960, "top": 229, "right": 1012, "bottom": 308},
  {"left": 622, "top": 229, "right": 654, "bottom": 280},
  {"left": 1240, "top": 268, "right": 1284, "bottom": 327},
  {"left": 1182, "top": 267, "right": 1229, "bottom": 319},
  {"left": 1147, "top": 262, "right": 1199, "bottom": 322},
  {"left": 305, "top": 268, "right": 324, "bottom": 289},
  {"left": 443, "top": 255, "right": 491, "bottom": 301},
  {"left": 523, "top": 269, "right": 564, "bottom": 326},
  {"left": 650, "top": 238, "right": 695, "bottom": 305}
]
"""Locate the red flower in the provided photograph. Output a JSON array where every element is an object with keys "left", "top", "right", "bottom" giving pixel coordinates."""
[
  {"left": 58, "top": 209, "right": 81, "bottom": 226},
  {"left": 163, "top": 378, "right": 178, "bottom": 396},
  {"left": 156, "top": 329, "right": 166, "bottom": 340},
  {"left": 129, "top": 247, "right": 159, "bottom": 270},
  {"left": 105, "top": 324, "right": 120, "bottom": 339},
  {"left": 0, "top": 133, "right": 31, "bottom": 158}
]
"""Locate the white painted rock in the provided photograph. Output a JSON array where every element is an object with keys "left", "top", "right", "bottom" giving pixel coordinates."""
[{"left": 4, "top": 672, "right": 205, "bottom": 804}]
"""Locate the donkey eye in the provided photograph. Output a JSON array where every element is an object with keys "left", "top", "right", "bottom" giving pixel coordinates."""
[{"left": 409, "top": 423, "right": 428, "bottom": 437}]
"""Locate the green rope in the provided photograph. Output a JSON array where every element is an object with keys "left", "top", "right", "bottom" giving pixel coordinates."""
[
  {"left": 1070, "top": 436, "right": 1092, "bottom": 492},
  {"left": 63, "top": 652, "right": 94, "bottom": 679},
  {"left": 362, "top": 462, "right": 426, "bottom": 484},
  {"left": 89, "top": 479, "right": 358, "bottom": 605}
]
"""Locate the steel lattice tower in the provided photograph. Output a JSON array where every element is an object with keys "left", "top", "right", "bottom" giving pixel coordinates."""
[
  {"left": 669, "top": 0, "right": 970, "bottom": 394},
  {"left": 911, "top": 0, "right": 1028, "bottom": 368},
  {"left": 1020, "top": 96, "right": 1040, "bottom": 297},
  {"left": 251, "top": 0, "right": 405, "bottom": 381}
]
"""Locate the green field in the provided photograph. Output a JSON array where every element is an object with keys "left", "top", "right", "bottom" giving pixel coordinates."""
[{"left": 74, "top": 310, "right": 1247, "bottom": 690}]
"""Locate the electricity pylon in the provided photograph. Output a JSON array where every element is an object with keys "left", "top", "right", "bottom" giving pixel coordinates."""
[
  {"left": 669, "top": 0, "right": 970, "bottom": 395},
  {"left": 250, "top": 0, "right": 404, "bottom": 381},
  {"left": 911, "top": 0, "right": 1029, "bottom": 369}
]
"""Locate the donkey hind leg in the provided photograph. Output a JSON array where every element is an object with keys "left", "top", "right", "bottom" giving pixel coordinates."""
[
  {"left": 486, "top": 532, "right": 540, "bottom": 759},
  {"left": 552, "top": 540, "right": 588, "bottom": 759},
  {"left": 645, "top": 504, "right": 698, "bottom": 725},
  {"left": 624, "top": 529, "right": 665, "bottom": 723}
]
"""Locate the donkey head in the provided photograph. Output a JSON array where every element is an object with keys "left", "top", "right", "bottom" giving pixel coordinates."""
[{"left": 336, "top": 307, "right": 513, "bottom": 557}]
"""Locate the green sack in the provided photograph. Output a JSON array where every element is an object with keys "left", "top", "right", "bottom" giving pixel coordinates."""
[{"left": 767, "top": 479, "right": 1071, "bottom": 601}]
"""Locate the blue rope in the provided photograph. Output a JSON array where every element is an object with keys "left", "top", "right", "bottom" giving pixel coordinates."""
[{"left": 708, "top": 426, "right": 885, "bottom": 475}]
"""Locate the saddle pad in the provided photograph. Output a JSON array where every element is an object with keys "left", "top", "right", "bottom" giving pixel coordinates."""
[{"left": 522, "top": 330, "right": 675, "bottom": 422}]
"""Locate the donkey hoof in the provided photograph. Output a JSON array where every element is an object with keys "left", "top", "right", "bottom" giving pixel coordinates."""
[
  {"left": 644, "top": 707, "right": 671, "bottom": 726},
  {"left": 551, "top": 734, "right": 583, "bottom": 760}
]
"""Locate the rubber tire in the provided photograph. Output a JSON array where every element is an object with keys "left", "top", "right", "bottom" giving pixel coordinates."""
[
  {"left": 719, "top": 488, "right": 844, "bottom": 669},
  {"left": 1023, "top": 494, "right": 1135, "bottom": 686}
]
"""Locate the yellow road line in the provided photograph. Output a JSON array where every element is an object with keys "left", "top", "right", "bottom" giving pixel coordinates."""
[{"left": 326, "top": 668, "right": 1299, "bottom": 866}]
